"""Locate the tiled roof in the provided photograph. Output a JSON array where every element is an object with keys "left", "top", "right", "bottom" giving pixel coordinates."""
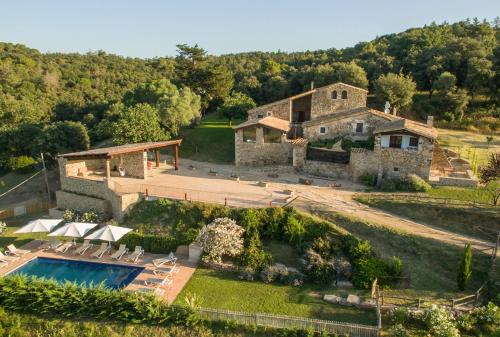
[
  {"left": 374, "top": 119, "right": 438, "bottom": 140},
  {"left": 302, "top": 107, "right": 400, "bottom": 127},
  {"left": 291, "top": 138, "right": 309, "bottom": 147},
  {"left": 233, "top": 116, "right": 290, "bottom": 132},
  {"left": 59, "top": 140, "right": 182, "bottom": 159}
]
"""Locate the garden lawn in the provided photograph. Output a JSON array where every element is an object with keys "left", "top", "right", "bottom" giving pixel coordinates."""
[
  {"left": 355, "top": 193, "right": 500, "bottom": 242},
  {"left": 179, "top": 114, "right": 244, "bottom": 163},
  {"left": 426, "top": 186, "right": 493, "bottom": 204},
  {"left": 0, "top": 212, "right": 49, "bottom": 249},
  {"left": 437, "top": 128, "right": 499, "bottom": 166},
  {"left": 175, "top": 268, "right": 377, "bottom": 325},
  {"left": 312, "top": 210, "right": 499, "bottom": 299}
]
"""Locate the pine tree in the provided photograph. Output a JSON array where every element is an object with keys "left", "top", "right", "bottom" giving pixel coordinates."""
[{"left": 457, "top": 243, "right": 472, "bottom": 291}]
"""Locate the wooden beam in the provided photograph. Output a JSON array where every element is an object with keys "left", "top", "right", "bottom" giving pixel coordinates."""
[
  {"left": 174, "top": 145, "right": 179, "bottom": 170},
  {"left": 155, "top": 149, "right": 160, "bottom": 167},
  {"left": 105, "top": 159, "right": 111, "bottom": 180}
]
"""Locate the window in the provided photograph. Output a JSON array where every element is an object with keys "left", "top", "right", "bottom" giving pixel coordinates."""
[
  {"left": 263, "top": 128, "right": 282, "bottom": 143},
  {"left": 341, "top": 90, "right": 348, "bottom": 99},
  {"left": 331, "top": 91, "right": 337, "bottom": 99},
  {"left": 257, "top": 114, "right": 264, "bottom": 119},
  {"left": 267, "top": 112, "right": 272, "bottom": 116},
  {"left": 355, "top": 123, "right": 363, "bottom": 133},
  {"left": 389, "top": 135, "right": 402, "bottom": 148},
  {"left": 243, "top": 127, "right": 257, "bottom": 143},
  {"left": 393, "top": 167, "right": 399, "bottom": 172},
  {"left": 409, "top": 137, "right": 419, "bottom": 148},
  {"left": 319, "top": 126, "right": 326, "bottom": 134}
]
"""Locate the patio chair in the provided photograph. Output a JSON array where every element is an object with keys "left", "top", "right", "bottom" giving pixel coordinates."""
[
  {"left": 136, "top": 286, "right": 165, "bottom": 296},
  {"left": 110, "top": 244, "right": 128, "bottom": 260},
  {"left": 152, "top": 264, "right": 180, "bottom": 276},
  {"left": 55, "top": 242, "right": 73, "bottom": 253},
  {"left": 6, "top": 244, "right": 30, "bottom": 256},
  {"left": 125, "top": 246, "right": 144, "bottom": 263},
  {"left": 73, "top": 240, "right": 93, "bottom": 255},
  {"left": 91, "top": 243, "right": 110, "bottom": 258},
  {"left": 144, "top": 274, "right": 173, "bottom": 288},
  {"left": 39, "top": 240, "right": 62, "bottom": 251},
  {"left": 0, "top": 251, "right": 19, "bottom": 263},
  {"left": 152, "top": 252, "right": 177, "bottom": 267}
]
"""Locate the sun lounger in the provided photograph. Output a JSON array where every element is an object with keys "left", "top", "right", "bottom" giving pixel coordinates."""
[
  {"left": 144, "top": 274, "right": 173, "bottom": 288},
  {"left": 137, "top": 287, "right": 165, "bottom": 296},
  {"left": 39, "top": 240, "right": 62, "bottom": 251},
  {"left": 0, "top": 260, "right": 7, "bottom": 268},
  {"left": 110, "top": 244, "right": 128, "bottom": 260},
  {"left": 6, "top": 244, "right": 30, "bottom": 256},
  {"left": 0, "top": 251, "right": 19, "bottom": 263},
  {"left": 152, "top": 252, "right": 177, "bottom": 267},
  {"left": 153, "top": 264, "right": 180, "bottom": 276},
  {"left": 125, "top": 246, "right": 144, "bottom": 263},
  {"left": 55, "top": 242, "right": 73, "bottom": 253},
  {"left": 91, "top": 243, "right": 110, "bottom": 258},
  {"left": 73, "top": 240, "right": 93, "bottom": 255}
]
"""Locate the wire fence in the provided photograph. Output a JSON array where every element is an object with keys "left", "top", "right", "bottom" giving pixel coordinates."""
[{"left": 198, "top": 307, "right": 380, "bottom": 337}]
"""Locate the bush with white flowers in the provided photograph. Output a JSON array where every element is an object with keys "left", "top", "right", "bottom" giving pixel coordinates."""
[
  {"left": 196, "top": 217, "right": 244, "bottom": 263},
  {"left": 0, "top": 221, "right": 6, "bottom": 234},
  {"left": 422, "top": 305, "right": 460, "bottom": 337}
]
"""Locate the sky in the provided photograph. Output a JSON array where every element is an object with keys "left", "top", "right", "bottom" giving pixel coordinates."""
[{"left": 1, "top": 0, "right": 499, "bottom": 58}]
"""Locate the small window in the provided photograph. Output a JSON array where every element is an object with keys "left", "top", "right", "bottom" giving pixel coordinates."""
[
  {"left": 331, "top": 91, "right": 337, "bottom": 99},
  {"left": 355, "top": 123, "right": 363, "bottom": 133},
  {"left": 267, "top": 112, "right": 272, "bottom": 116},
  {"left": 409, "top": 137, "right": 419, "bottom": 148},
  {"left": 393, "top": 167, "right": 399, "bottom": 172},
  {"left": 389, "top": 135, "right": 402, "bottom": 148},
  {"left": 243, "top": 127, "right": 257, "bottom": 143},
  {"left": 319, "top": 126, "right": 326, "bottom": 134},
  {"left": 257, "top": 114, "right": 264, "bottom": 119},
  {"left": 341, "top": 90, "right": 348, "bottom": 99},
  {"left": 263, "top": 128, "right": 282, "bottom": 143}
]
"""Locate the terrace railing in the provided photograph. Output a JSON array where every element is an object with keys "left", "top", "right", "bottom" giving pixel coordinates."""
[{"left": 198, "top": 307, "right": 380, "bottom": 337}]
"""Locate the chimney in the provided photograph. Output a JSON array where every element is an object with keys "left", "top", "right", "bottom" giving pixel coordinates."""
[
  {"left": 427, "top": 116, "right": 434, "bottom": 127},
  {"left": 392, "top": 107, "right": 397, "bottom": 116},
  {"left": 310, "top": 81, "right": 314, "bottom": 90}
]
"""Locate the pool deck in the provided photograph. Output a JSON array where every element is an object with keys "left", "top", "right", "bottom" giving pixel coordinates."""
[{"left": 0, "top": 240, "right": 197, "bottom": 304}]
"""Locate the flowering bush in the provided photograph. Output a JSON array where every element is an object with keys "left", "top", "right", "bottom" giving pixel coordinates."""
[
  {"left": 422, "top": 306, "right": 459, "bottom": 337},
  {"left": 473, "top": 301, "right": 499, "bottom": 326},
  {"left": 196, "top": 217, "right": 244, "bottom": 263},
  {"left": 0, "top": 221, "right": 6, "bottom": 234},
  {"left": 387, "top": 307, "right": 411, "bottom": 325},
  {"left": 388, "top": 324, "right": 410, "bottom": 337},
  {"left": 62, "top": 209, "right": 104, "bottom": 223},
  {"left": 456, "top": 312, "right": 476, "bottom": 332}
]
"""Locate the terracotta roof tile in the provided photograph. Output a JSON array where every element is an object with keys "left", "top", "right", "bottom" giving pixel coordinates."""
[
  {"left": 374, "top": 119, "right": 437, "bottom": 139},
  {"left": 233, "top": 116, "right": 290, "bottom": 132}
]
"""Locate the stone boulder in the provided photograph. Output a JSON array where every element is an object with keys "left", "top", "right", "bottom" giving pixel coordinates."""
[
  {"left": 323, "top": 294, "right": 342, "bottom": 304},
  {"left": 346, "top": 294, "right": 362, "bottom": 306}
]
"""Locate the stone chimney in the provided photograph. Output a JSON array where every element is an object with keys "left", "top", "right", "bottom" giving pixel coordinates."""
[
  {"left": 427, "top": 116, "right": 434, "bottom": 127},
  {"left": 310, "top": 81, "right": 314, "bottom": 90}
]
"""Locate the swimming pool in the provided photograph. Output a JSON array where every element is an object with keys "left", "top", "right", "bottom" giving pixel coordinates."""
[{"left": 9, "top": 257, "right": 144, "bottom": 289}]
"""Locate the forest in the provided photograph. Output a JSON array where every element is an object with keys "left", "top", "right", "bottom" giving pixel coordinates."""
[{"left": 0, "top": 19, "right": 498, "bottom": 171}]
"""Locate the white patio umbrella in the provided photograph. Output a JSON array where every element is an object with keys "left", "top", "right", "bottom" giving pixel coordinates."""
[
  {"left": 15, "top": 219, "right": 63, "bottom": 234},
  {"left": 48, "top": 222, "right": 98, "bottom": 243},
  {"left": 84, "top": 225, "right": 132, "bottom": 243}
]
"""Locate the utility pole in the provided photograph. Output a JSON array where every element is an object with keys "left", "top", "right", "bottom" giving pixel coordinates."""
[{"left": 40, "top": 153, "right": 51, "bottom": 203}]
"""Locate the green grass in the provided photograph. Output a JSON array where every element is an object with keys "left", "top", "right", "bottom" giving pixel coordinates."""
[
  {"left": 310, "top": 210, "right": 499, "bottom": 299},
  {"left": 175, "top": 268, "right": 377, "bottom": 325},
  {"left": 437, "top": 128, "right": 499, "bottom": 166},
  {"left": 355, "top": 193, "right": 500, "bottom": 242},
  {"left": 263, "top": 240, "right": 302, "bottom": 268},
  {"left": 426, "top": 186, "right": 493, "bottom": 204},
  {"left": 179, "top": 114, "right": 244, "bottom": 163},
  {"left": 0, "top": 212, "right": 49, "bottom": 249},
  {"left": 0, "top": 170, "right": 39, "bottom": 195}
]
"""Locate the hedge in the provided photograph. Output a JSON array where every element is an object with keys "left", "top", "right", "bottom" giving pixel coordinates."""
[
  {"left": 118, "top": 232, "right": 185, "bottom": 254},
  {"left": 0, "top": 275, "right": 196, "bottom": 326}
]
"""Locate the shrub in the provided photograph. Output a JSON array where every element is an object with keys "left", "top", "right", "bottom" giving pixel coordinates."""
[
  {"left": 406, "top": 174, "right": 431, "bottom": 192},
  {"left": 387, "top": 307, "right": 411, "bottom": 325},
  {"left": 3, "top": 156, "right": 37, "bottom": 173},
  {"left": 360, "top": 173, "right": 377, "bottom": 187},
  {"left": 283, "top": 216, "right": 305, "bottom": 244},
  {"left": 0, "top": 275, "right": 196, "bottom": 326},
  {"left": 456, "top": 312, "right": 476, "bottom": 332},
  {"left": 421, "top": 306, "right": 460, "bottom": 337},
  {"left": 457, "top": 243, "right": 472, "bottom": 291},
  {"left": 379, "top": 175, "right": 431, "bottom": 192},
  {"left": 351, "top": 256, "right": 390, "bottom": 289},
  {"left": 388, "top": 324, "right": 410, "bottom": 337},
  {"left": 236, "top": 227, "right": 273, "bottom": 272},
  {"left": 62, "top": 208, "right": 105, "bottom": 223},
  {"left": 473, "top": 302, "right": 500, "bottom": 326},
  {"left": 0, "top": 221, "right": 6, "bottom": 234},
  {"left": 302, "top": 249, "right": 335, "bottom": 285},
  {"left": 196, "top": 217, "right": 244, "bottom": 263},
  {"left": 118, "top": 232, "right": 182, "bottom": 254},
  {"left": 260, "top": 264, "right": 288, "bottom": 283}
]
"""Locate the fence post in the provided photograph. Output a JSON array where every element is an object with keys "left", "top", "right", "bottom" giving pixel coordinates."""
[
  {"left": 145, "top": 188, "right": 149, "bottom": 197},
  {"left": 225, "top": 197, "right": 227, "bottom": 206},
  {"left": 184, "top": 193, "right": 187, "bottom": 201},
  {"left": 417, "top": 298, "right": 421, "bottom": 310},
  {"left": 451, "top": 299, "right": 455, "bottom": 309}
]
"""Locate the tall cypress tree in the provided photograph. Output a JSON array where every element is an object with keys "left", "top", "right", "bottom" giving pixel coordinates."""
[{"left": 457, "top": 243, "right": 473, "bottom": 291}]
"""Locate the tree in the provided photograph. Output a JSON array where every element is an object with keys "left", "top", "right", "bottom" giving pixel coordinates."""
[
  {"left": 217, "top": 92, "right": 256, "bottom": 125},
  {"left": 432, "top": 72, "right": 457, "bottom": 92},
  {"left": 112, "top": 103, "right": 169, "bottom": 145},
  {"left": 124, "top": 79, "right": 201, "bottom": 135},
  {"left": 479, "top": 153, "right": 500, "bottom": 205},
  {"left": 373, "top": 73, "right": 416, "bottom": 112},
  {"left": 40, "top": 121, "right": 90, "bottom": 157},
  {"left": 457, "top": 243, "right": 472, "bottom": 291},
  {"left": 465, "top": 57, "right": 494, "bottom": 99},
  {"left": 332, "top": 61, "right": 369, "bottom": 89},
  {"left": 196, "top": 217, "right": 245, "bottom": 263}
]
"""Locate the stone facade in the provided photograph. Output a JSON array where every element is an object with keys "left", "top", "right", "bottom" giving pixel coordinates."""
[
  {"left": 302, "top": 160, "right": 349, "bottom": 179},
  {"left": 349, "top": 148, "right": 378, "bottom": 182},
  {"left": 248, "top": 99, "right": 290, "bottom": 120},
  {"left": 55, "top": 190, "right": 111, "bottom": 217},
  {"left": 310, "top": 83, "right": 367, "bottom": 119},
  {"left": 303, "top": 111, "right": 390, "bottom": 141},
  {"left": 235, "top": 127, "right": 292, "bottom": 166},
  {"left": 292, "top": 145, "right": 307, "bottom": 169},
  {"left": 109, "top": 152, "right": 147, "bottom": 179}
]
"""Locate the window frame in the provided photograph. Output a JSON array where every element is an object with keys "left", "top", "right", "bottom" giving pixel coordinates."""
[
  {"left": 389, "top": 135, "right": 403, "bottom": 149},
  {"left": 355, "top": 122, "right": 364, "bottom": 133},
  {"left": 319, "top": 126, "right": 326, "bottom": 134},
  {"left": 263, "top": 127, "right": 282, "bottom": 143},
  {"left": 331, "top": 91, "right": 338, "bottom": 99},
  {"left": 341, "top": 90, "right": 348, "bottom": 99},
  {"left": 409, "top": 136, "right": 419, "bottom": 148},
  {"left": 242, "top": 127, "right": 257, "bottom": 143}
]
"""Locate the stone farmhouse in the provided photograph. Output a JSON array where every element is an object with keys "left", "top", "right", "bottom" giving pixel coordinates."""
[{"left": 233, "top": 82, "right": 475, "bottom": 185}]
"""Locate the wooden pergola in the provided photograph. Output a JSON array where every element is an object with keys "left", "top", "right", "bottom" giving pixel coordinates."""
[{"left": 59, "top": 140, "right": 182, "bottom": 179}]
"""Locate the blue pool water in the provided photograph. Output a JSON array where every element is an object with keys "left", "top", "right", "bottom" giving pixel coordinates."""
[{"left": 9, "top": 257, "right": 144, "bottom": 289}]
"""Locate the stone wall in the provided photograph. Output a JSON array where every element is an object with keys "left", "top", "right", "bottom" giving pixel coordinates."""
[
  {"left": 248, "top": 99, "right": 290, "bottom": 120},
  {"left": 113, "top": 151, "right": 147, "bottom": 179},
  {"left": 292, "top": 145, "right": 307, "bottom": 169},
  {"left": 310, "top": 83, "right": 367, "bottom": 119},
  {"left": 302, "top": 160, "right": 349, "bottom": 179},
  {"left": 55, "top": 190, "right": 112, "bottom": 217},
  {"left": 60, "top": 176, "right": 109, "bottom": 199},
  {"left": 349, "top": 148, "right": 378, "bottom": 182},
  {"left": 304, "top": 112, "right": 388, "bottom": 141},
  {"left": 235, "top": 127, "right": 292, "bottom": 166}
]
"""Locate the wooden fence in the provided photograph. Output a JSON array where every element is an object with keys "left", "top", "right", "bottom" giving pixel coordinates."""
[
  {"left": 198, "top": 307, "right": 380, "bottom": 337},
  {"left": 0, "top": 200, "right": 55, "bottom": 220},
  {"left": 307, "top": 147, "right": 350, "bottom": 164}
]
